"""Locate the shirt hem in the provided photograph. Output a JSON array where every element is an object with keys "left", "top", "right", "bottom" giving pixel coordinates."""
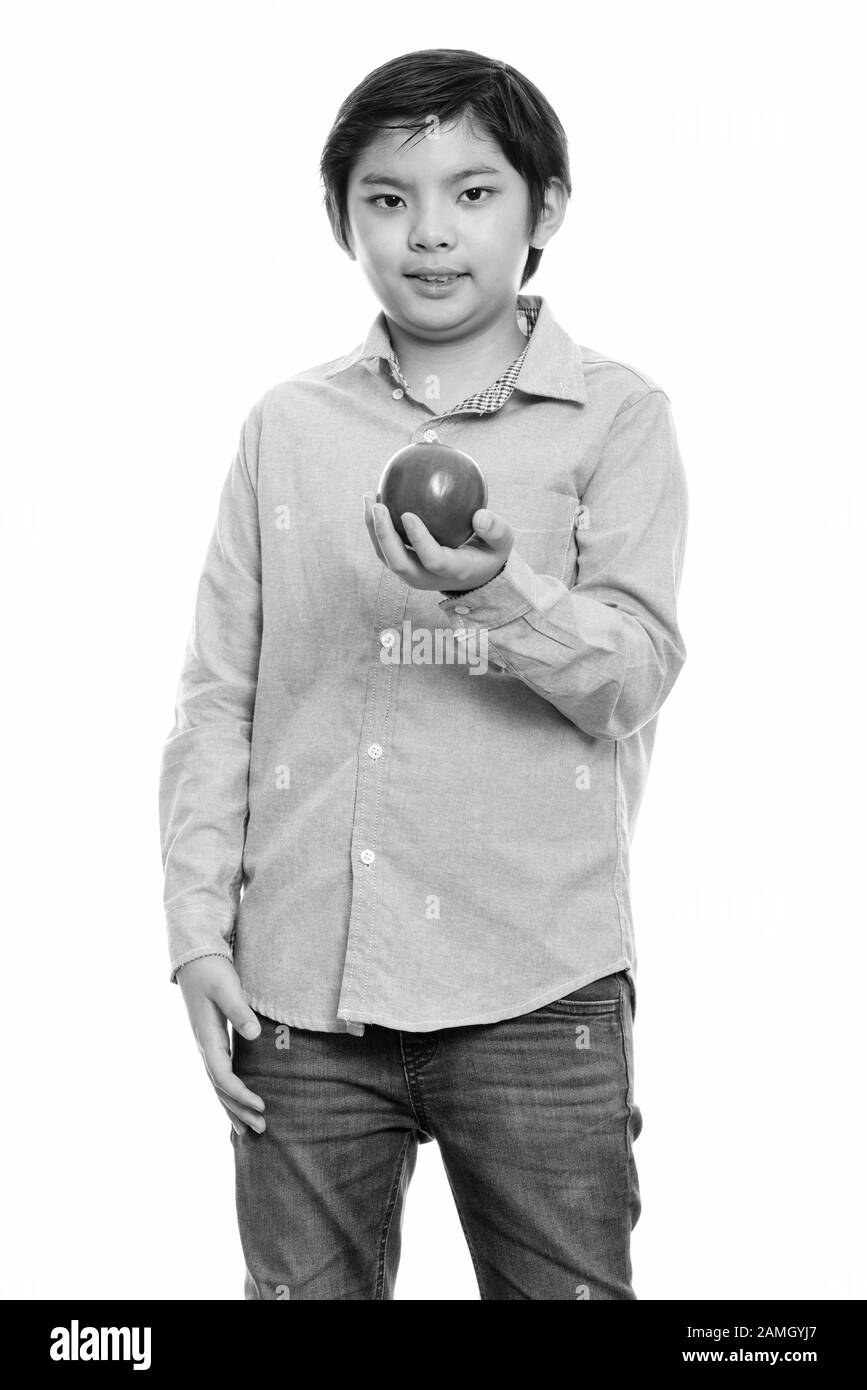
[{"left": 243, "top": 964, "right": 633, "bottom": 1033}]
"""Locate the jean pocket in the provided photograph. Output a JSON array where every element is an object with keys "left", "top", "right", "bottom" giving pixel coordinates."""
[{"left": 536, "top": 971, "right": 624, "bottom": 1015}]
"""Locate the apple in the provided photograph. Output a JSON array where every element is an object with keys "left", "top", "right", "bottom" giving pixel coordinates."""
[{"left": 376, "top": 441, "right": 488, "bottom": 549}]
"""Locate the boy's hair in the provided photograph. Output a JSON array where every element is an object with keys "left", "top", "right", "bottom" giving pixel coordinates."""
[{"left": 319, "top": 49, "right": 571, "bottom": 289}]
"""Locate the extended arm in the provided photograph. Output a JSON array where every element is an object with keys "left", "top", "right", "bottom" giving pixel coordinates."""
[
  {"left": 436, "top": 388, "right": 689, "bottom": 740},
  {"left": 158, "top": 409, "right": 263, "bottom": 982}
]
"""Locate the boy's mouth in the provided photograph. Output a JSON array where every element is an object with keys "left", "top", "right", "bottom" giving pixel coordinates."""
[{"left": 405, "top": 272, "right": 468, "bottom": 284}]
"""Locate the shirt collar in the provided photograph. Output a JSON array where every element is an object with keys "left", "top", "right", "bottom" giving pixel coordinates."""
[{"left": 323, "top": 293, "right": 587, "bottom": 406}]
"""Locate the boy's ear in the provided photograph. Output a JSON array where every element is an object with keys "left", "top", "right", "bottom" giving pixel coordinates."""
[{"left": 529, "top": 177, "right": 570, "bottom": 251}]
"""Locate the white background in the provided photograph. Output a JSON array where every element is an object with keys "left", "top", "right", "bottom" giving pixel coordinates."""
[{"left": 2, "top": 0, "right": 864, "bottom": 1299}]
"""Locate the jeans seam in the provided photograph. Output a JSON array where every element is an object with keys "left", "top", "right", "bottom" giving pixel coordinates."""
[
  {"left": 399, "top": 1035, "right": 436, "bottom": 1137},
  {"left": 374, "top": 1131, "right": 412, "bottom": 1300},
  {"left": 617, "top": 974, "right": 636, "bottom": 1290}
]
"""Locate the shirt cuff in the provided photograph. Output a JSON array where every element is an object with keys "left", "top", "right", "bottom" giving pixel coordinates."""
[
  {"left": 436, "top": 547, "right": 538, "bottom": 627},
  {"left": 166, "top": 907, "right": 236, "bottom": 985},
  {"left": 170, "top": 950, "right": 235, "bottom": 985}
]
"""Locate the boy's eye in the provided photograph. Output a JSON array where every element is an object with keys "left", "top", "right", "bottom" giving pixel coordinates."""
[{"left": 366, "top": 187, "right": 496, "bottom": 209}]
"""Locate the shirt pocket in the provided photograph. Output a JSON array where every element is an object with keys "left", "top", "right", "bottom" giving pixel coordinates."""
[{"left": 490, "top": 482, "right": 581, "bottom": 586}]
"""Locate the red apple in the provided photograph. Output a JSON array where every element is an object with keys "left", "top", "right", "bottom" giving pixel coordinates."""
[{"left": 376, "top": 442, "right": 488, "bottom": 549}]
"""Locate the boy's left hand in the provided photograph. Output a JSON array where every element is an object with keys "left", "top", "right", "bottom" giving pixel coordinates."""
[{"left": 363, "top": 491, "right": 514, "bottom": 592}]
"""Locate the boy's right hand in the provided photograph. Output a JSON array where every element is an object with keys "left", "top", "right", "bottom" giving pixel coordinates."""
[{"left": 176, "top": 956, "right": 267, "bottom": 1136}]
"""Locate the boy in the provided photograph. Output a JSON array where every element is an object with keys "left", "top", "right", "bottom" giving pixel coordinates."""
[{"left": 159, "top": 48, "right": 688, "bottom": 1301}]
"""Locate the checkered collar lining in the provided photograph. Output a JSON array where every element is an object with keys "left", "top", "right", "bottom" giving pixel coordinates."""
[{"left": 383, "top": 298, "right": 541, "bottom": 417}]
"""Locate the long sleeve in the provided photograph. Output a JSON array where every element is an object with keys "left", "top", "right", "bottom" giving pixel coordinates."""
[
  {"left": 158, "top": 409, "right": 263, "bottom": 983},
  {"left": 437, "top": 387, "right": 688, "bottom": 740}
]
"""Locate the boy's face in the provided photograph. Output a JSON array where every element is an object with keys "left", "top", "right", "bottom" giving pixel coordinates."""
[{"left": 343, "top": 115, "right": 553, "bottom": 335}]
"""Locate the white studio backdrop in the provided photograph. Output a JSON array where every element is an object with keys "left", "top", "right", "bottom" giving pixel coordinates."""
[{"left": 1, "top": 0, "right": 863, "bottom": 1299}]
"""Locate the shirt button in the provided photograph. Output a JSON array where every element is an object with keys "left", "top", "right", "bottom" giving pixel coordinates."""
[
  {"left": 423, "top": 429, "right": 438, "bottom": 442},
  {"left": 380, "top": 629, "right": 397, "bottom": 648},
  {"left": 368, "top": 743, "right": 383, "bottom": 760},
  {"left": 392, "top": 388, "right": 404, "bottom": 399},
  {"left": 359, "top": 849, "right": 375, "bottom": 866},
  {"left": 453, "top": 604, "right": 470, "bottom": 614}
]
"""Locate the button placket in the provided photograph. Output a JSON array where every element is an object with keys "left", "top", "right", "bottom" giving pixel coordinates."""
[{"left": 338, "top": 572, "right": 408, "bottom": 1025}]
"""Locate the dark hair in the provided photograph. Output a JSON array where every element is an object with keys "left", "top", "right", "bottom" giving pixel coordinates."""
[{"left": 319, "top": 49, "right": 571, "bottom": 289}]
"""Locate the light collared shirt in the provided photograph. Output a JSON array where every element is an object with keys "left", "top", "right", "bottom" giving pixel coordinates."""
[{"left": 158, "top": 294, "right": 688, "bottom": 1034}]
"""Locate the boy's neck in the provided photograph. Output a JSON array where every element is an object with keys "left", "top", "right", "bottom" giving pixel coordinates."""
[{"left": 384, "top": 299, "right": 530, "bottom": 412}]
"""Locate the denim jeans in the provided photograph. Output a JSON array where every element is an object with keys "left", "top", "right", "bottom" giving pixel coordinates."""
[{"left": 229, "top": 969, "right": 642, "bottom": 1300}]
